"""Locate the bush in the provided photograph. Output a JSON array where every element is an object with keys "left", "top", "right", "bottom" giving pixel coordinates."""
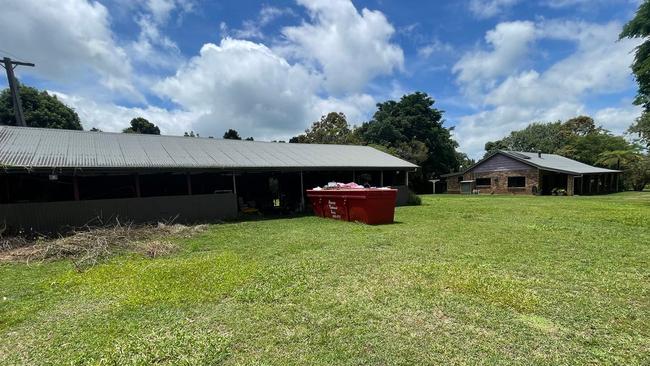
[{"left": 406, "top": 190, "right": 422, "bottom": 205}]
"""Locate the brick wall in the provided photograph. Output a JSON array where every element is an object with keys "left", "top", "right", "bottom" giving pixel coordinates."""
[
  {"left": 446, "top": 175, "right": 462, "bottom": 194},
  {"left": 466, "top": 168, "right": 539, "bottom": 195}
]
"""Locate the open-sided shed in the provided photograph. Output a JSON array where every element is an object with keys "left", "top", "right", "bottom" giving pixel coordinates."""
[{"left": 0, "top": 126, "right": 417, "bottom": 231}]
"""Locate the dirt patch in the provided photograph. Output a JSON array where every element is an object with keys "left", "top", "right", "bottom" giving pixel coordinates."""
[{"left": 0, "top": 222, "right": 208, "bottom": 269}]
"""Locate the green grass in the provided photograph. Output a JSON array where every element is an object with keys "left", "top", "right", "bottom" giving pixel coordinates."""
[{"left": 1, "top": 193, "right": 649, "bottom": 365}]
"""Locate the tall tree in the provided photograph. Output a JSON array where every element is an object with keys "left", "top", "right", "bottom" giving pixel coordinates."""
[
  {"left": 629, "top": 112, "right": 650, "bottom": 148},
  {"left": 123, "top": 117, "right": 160, "bottom": 135},
  {"left": 223, "top": 129, "right": 241, "bottom": 140},
  {"left": 0, "top": 85, "right": 82, "bottom": 130},
  {"left": 620, "top": 1, "right": 650, "bottom": 111},
  {"left": 355, "top": 92, "right": 460, "bottom": 189},
  {"left": 290, "top": 112, "right": 356, "bottom": 144}
]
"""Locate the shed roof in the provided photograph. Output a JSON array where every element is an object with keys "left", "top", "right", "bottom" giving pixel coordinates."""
[
  {"left": 0, "top": 126, "right": 417, "bottom": 171},
  {"left": 442, "top": 150, "right": 620, "bottom": 177}
]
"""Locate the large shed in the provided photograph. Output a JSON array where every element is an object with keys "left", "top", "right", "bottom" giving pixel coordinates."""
[
  {"left": 442, "top": 150, "right": 620, "bottom": 195},
  {"left": 0, "top": 126, "right": 417, "bottom": 231}
]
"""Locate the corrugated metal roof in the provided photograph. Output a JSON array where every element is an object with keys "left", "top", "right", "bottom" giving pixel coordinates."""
[
  {"left": 442, "top": 150, "right": 620, "bottom": 177},
  {"left": 0, "top": 126, "right": 417, "bottom": 170},
  {"left": 501, "top": 151, "right": 620, "bottom": 174}
]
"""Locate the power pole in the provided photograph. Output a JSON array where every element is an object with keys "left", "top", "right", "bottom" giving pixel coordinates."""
[{"left": 2, "top": 57, "right": 35, "bottom": 127}]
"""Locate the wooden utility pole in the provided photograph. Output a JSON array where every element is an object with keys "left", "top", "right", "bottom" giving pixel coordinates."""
[{"left": 2, "top": 57, "right": 35, "bottom": 127}]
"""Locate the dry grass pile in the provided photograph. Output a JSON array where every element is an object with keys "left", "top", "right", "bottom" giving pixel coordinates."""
[{"left": 0, "top": 222, "right": 208, "bottom": 270}]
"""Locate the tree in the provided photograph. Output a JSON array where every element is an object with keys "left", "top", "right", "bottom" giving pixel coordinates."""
[
  {"left": 629, "top": 112, "right": 650, "bottom": 148},
  {"left": 620, "top": 1, "right": 650, "bottom": 111},
  {"left": 355, "top": 92, "right": 460, "bottom": 190},
  {"left": 184, "top": 131, "right": 199, "bottom": 137},
  {"left": 291, "top": 112, "right": 356, "bottom": 144},
  {"left": 0, "top": 85, "right": 82, "bottom": 130},
  {"left": 123, "top": 117, "right": 160, "bottom": 134},
  {"left": 597, "top": 148, "right": 650, "bottom": 191},
  {"left": 245, "top": 137, "right": 254, "bottom": 141},
  {"left": 558, "top": 130, "right": 630, "bottom": 166},
  {"left": 485, "top": 116, "right": 631, "bottom": 166},
  {"left": 223, "top": 129, "right": 241, "bottom": 140},
  {"left": 484, "top": 121, "right": 566, "bottom": 156}
]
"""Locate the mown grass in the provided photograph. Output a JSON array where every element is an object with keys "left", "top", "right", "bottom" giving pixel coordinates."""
[{"left": 1, "top": 192, "right": 649, "bottom": 365}]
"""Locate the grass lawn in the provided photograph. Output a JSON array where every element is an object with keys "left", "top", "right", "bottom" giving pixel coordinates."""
[{"left": 1, "top": 193, "right": 649, "bottom": 365}]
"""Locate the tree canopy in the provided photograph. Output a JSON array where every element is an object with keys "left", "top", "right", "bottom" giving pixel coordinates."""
[
  {"left": 0, "top": 85, "right": 82, "bottom": 130},
  {"left": 290, "top": 112, "right": 356, "bottom": 144},
  {"left": 620, "top": 0, "right": 650, "bottom": 111},
  {"left": 123, "top": 117, "right": 160, "bottom": 135},
  {"left": 355, "top": 92, "right": 460, "bottom": 189},
  {"left": 485, "top": 116, "right": 631, "bottom": 165},
  {"left": 223, "top": 129, "right": 242, "bottom": 140}
]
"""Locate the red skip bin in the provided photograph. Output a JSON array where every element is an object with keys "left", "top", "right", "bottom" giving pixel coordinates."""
[{"left": 306, "top": 188, "right": 398, "bottom": 225}]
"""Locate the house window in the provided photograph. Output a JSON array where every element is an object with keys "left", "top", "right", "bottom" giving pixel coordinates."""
[
  {"left": 508, "top": 176, "right": 526, "bottom": 188},
  {"left": 475, "top": 178, "right": 491, "bottom": 186}
]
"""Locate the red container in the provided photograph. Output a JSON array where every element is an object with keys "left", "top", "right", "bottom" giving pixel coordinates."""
[{"left": 306, "top": 188, "right": 398, "bottom": 225}]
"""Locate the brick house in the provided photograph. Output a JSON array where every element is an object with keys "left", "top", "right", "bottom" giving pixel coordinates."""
[{"left": 442, "top": 151, "right": 620, "bottom": 195}]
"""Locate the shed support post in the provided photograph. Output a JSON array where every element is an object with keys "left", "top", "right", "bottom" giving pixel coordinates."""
[
  {"left": 405, "top": 171, "right": 409, "bottom": 187},
  {"left": 134, "top": 174, "right": 141, "bottom": 198},
  {"left": 73, "top": 176, "right": 80, "bottom": 201},
  {"left": 232, "top": 173, "right": 237, "bottom": 196},
  {"left": 186, "top": 173, "right": 192, "bottom": 195},
  {"left": 380, "top": 170, "right": 384, "bottom": 187},
  {"left": 567, "top": 175, "right": 574, "bottom": 196},
  {"left": 352, "top": 170, "right": 356, "bottom": 183},
  {"left": 615, "top": 173, "right": 619, "bottom": 192},
  {"left": 300, "top": 171, "right": 305, "bottom": 211}
]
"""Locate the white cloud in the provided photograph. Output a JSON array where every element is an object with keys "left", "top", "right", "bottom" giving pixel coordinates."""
[
  {"left": 593, "top": 105, "right": 642, "bottom": 135},
  {"left": 153, "top": 39, "right": 375, "bottom": 139},
  {"left": 468, "top": 0, "right": 520, "bottom": 19},
  {"left": 417, "top": 39, "right": 454, "bottom": 59},
  {"left": 281, "top": 0, "right": 404, "bottom": 94},
  {"left": 54, "top": 92, "right": 198, "bottom": 135},
  {"left": 0, "top": 0, "right": 138, "bottom": 97},
  {"left": 452, "top": 21, "right": 536, "bottom": 98},
  {"left": 453, "top": 20, "right": 640, "bottom": 158}
]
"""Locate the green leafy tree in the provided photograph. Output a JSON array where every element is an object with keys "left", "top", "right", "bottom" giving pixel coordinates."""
[
  {"left": 245, "top": 136, "right": 254, "bottom": 141},
  {"left": 355, "top": 92, "right": 460, "bottom": 190},
  {"left": 598, "top": 148, "right": 650, "bottom": 191},
  {"left": 558, "top": 130, "right": 630, "bottom": 166},
  {"left": 620, "top": 1, "right": 650, "bottom": 110},
  {"left": 484, "top": 121, "right": 566, "bottom": 156},
  {"left": 629, "top": 112, "right": 650, "bottom": 148},
  {"left": 290, "top": 112, "right": 356, "bottom": 144},
  {"left": 123, "top": 117, "right": 160, "bottom": 134},
  {"left": 485, "top": 116, "right": 631, "bottom": 166},
  {"left": 0, "top": 85, "right": 82, "bottom": 130},
  {"left": 223, "top": 129, "right": 241, "bottom": 140}
]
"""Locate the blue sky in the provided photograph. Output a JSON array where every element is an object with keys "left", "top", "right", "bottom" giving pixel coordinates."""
[{"left": 0, "top": 0, "right": 643, "bottom": 157}]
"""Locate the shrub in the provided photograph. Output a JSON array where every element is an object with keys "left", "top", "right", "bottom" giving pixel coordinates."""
[{"left": 406, "top": 190, "right": 422, "bottom": 205}]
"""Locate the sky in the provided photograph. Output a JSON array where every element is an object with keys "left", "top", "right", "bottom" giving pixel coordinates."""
[{"left": 0, "top": 0, "right": 644, "bottom": 158}]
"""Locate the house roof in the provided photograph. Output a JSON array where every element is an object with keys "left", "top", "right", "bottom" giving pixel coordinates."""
[
  {"left": 442, "top": 150, "right": 620, "bottom": 177},
  {"left": 0, "top": 126, "right": 418, "bottom": 172}
]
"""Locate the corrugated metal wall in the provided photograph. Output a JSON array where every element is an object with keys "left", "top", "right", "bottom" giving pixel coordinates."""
[{"left": 0, "top": 193, "right": 237, "bottom": 232}]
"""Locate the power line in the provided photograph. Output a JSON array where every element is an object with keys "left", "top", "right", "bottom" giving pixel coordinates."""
[{"left": 0, "top": 48, "right": 27, "bottom": 63}]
